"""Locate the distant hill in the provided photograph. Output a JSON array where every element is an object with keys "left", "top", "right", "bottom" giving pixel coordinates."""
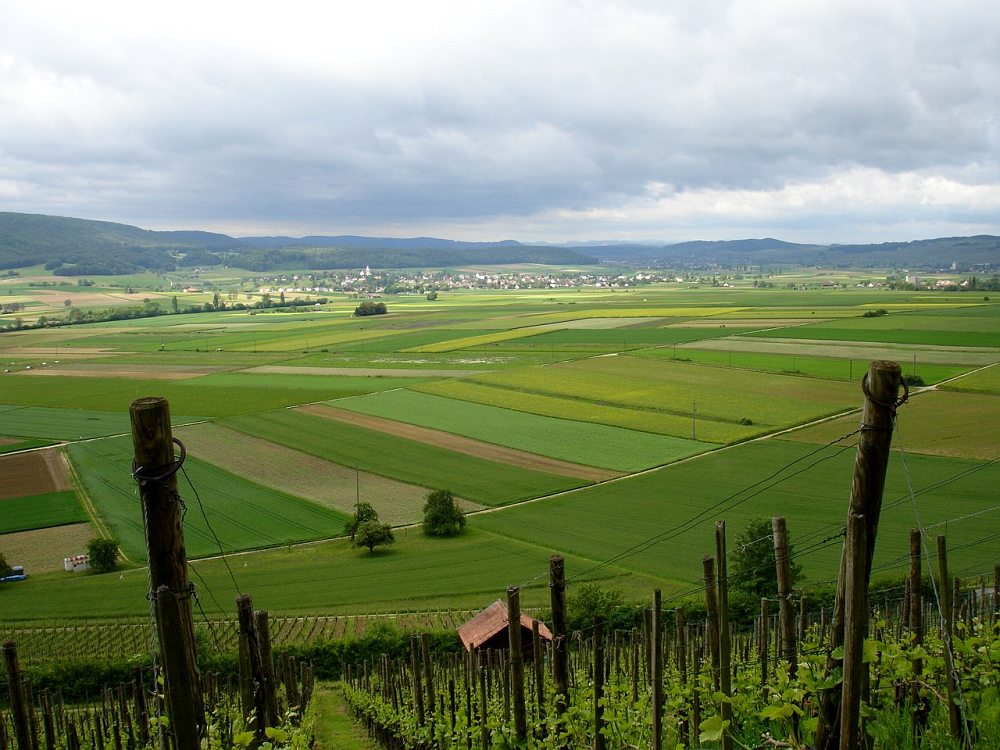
[
  {"left": 597, "top": 236, "right": 1000, "bottom": 268},
  {"left": 0, "top": 213, "right": 594, "bottom": 273},
  {"left": 1, "top": 211, "right": 997, "bottom": 274}
]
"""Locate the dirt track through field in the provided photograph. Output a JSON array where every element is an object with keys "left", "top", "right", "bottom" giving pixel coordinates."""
[
  {"left": 0, "top": 449, "right": 72, "bottom": 499},
  {"left": 297, "top": 404, "right": 620, "bottom": 482}
]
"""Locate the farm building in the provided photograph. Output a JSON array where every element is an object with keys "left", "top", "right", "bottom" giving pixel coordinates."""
[{"left": 457, "top": 600, "right": 552, "bottom": 660}]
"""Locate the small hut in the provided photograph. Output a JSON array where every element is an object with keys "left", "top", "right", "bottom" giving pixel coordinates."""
[{"left": 457, "top": 600, "right": 553, "bottom": 661}]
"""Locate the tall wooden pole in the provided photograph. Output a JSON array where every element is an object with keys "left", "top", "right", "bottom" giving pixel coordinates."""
[
  {"left": 908, "top": 529, "right": 928, "bottom": 736},
  {"left": 702, "top": 556, "right": 721, "bottom": 692},
  {"left": 549, "top": 556, "right": 570, "bottom": 717},
  {"left": 129, "top": 397, "right": 205, "bottom": 738},
  {"left": 772, "top": 517, "right": 797, "bottom": 678},
  {"left": 815, "top": 361, "right": 901, "bottom": 750},
  {"left": 156, "top": 588, "right": 203, "bottom": 750},
  {"left": 651, "top": 590, "right": 663, "bottom": 750},
  {"left": 839, "top": 514, "right": 867, "bottom": 750},
  {"left": 716, "top": 522, "right": 733, "bottom": 750},
  {"left": 3, "top": 641, "right": 33, "bottom": 750},
  {"left": 593, "top": 616, "right": 606, "bottom": 750},
  {"left": 507, "top": 587, "right": 528, "bottom": 745},
  {"left": 937, "top": 536, "right": 966, "bottom": 747}
]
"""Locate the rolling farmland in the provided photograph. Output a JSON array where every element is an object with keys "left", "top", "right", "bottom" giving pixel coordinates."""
[{"left": 1, "top": 278, "right": 998, "bottom": 626}]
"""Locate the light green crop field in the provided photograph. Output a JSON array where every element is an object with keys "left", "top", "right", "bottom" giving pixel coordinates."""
[
  {"left": 332, "top": 389, "right": 710, "bottom": 471},
  {"left": 223, "top": 409, "right": 587, "bottom": 504},
  {"left": 417, "top": 356, "right": 858, "bottom": 443},
  {"left": 633, "top": 346, "right": 968, "bottom": 384},
  {"left": 784, "top": 389, "right": 1000, "bottom": 461},
  {"left": 0, "top": 491, "right": 87, "bottom": 534},
  {"left": 942, "top": 363, "right": 1000, "bottom": 394},
  {"left": 0, "top": 437, "right": 58, "bottom": 454},
  {"left": 68, "top": 436, "right": 351, "bottom": 560}
]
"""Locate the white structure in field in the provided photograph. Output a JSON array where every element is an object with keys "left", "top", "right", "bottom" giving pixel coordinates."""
[{"left": 64, "top": 554, "right": 90, "bottom": 572}]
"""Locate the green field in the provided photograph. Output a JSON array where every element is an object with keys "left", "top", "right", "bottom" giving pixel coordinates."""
[
  {"left": 223, "top": 410, "right": 587, "bottom": 504},
  {"left": 0, "top": 437, "right": 58, "bottom": 454},
  {"left": 332, "top": 389, "right": 710, "bottom": 471},
  {"left": 417, "top": 356, "right": 859, "bottom": 442},
  {"left": 68, "top": 437, "right": 351, "bottom": 560},
  {"left": 0, "top": 491, "right": 87, "bottom": 534},
  {"left": 942, "top": 363, "right": 1000, "bottom": 394},
  {"left": 0, "top": 405, "right": 140, "bottom": 440}
]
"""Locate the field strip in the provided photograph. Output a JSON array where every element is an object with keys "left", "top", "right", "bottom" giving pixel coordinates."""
[
  {"left": 13, "top": 366, "right": 223, "bottom": 380},
  {"left": 682, "top": 336, "right": 1000, "bottom": 365},
  {"left": 0, "top": 448, "right": 73, "bottom": 499},
  {"left": 296, "top": 404, "right": 621, "bottom": 482},
  {"left": 0, "top": 346, "right": 124, "bottom": 358},
  {"left": 173, "top": 421, "right": 480, "bottom": 524},
  {"left": 243, "top": 364, "right": 488, "bottom": 378}
]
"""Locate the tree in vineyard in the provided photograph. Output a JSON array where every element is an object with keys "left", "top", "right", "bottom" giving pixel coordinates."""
[{"left": 730, "top": 516, "right": 801, "bottom": 598}]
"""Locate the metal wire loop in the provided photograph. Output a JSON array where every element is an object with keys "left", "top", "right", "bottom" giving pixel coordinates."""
[
  {"left": 131, "top": 437, "right": 187, "bottom": 486},
  {"left": 861, "top": 371, "right": 909, "bottom": 414}
]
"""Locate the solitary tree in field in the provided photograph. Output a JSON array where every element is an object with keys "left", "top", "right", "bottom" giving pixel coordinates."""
[
  {"left": 353, "top": 521, "right": 395, "bottom": 554},
  {"left": 730, "top": 517, "right": 802, "bottom": 599},
  {"left": 422, "top": 489, "right": 466, "bottom": 536},
  {"left": 86, "top": 537, "right": 120, "bottom": 574},
  {"left": 345, "top": 502, "right": 380, "bottom": 540}
]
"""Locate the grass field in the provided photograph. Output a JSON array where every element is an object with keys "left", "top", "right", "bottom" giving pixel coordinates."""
[
  {"left": 0, "top": 437, "right": 58, "bottom": 454},
  {"left": 173, "top": 421, "right": 471, "bottom": 525},
  {"left": 223, "top": 410, "right": 587, "bottom": 505},
  {"left": 0, "top": 405, "right": 137, "bottom": 440},
  {"left": 0, "top": 523, "right": 95, "bottom": 574},
  {"left": 331, "top": 389, "right": 710, "bottom": 471},
  {"left": 941, "top": 363, "right": 1000, "bottom": 394},
  {"left": 0, "top": 491, "right": 87, "bottom": 534},
  {"left": 783, "top": 389, "right": 1000, "bottom": 461},
  {"left": 417, "top": 356, "right": 858, "bottom": 442},
  {"left": 68, "top": 436, "right": 352, "bottom": 560}
]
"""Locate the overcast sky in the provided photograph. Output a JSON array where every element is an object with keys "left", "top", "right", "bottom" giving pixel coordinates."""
[{"left": 1, "top": 1, "right": 998, "bottom": 244}]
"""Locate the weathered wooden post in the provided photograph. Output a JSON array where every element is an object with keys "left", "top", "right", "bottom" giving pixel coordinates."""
[
  {"left": 129, "top": 396, "right": 205, "bottom": 745},
  {"left": 702, "top": 556, "right": 721, "bottom": 692},
  {"left": 815, "top": 361, "right": 902, "bottom": 750},
  {"left": 409, "top": 636, "right": 425, "bottom": 727},
  {"left": 651, "top": 590, "right": 663, "bottom": 750},
  {"left": 3, "top": 642, "right": 33, "bottom": 750},
  {"left": 908, "top": 529, "right": 928, "bottom": 737},
  {"left": 549, "top": 556, "right": 570, "bottom": 717},
  {"left": 937, "top": 536, "right": 967, "bottom": 747},
  {"left": 840, "top": 514, "right": 867, "bottom": 750},
  {"left": 155, "top": 587, "right": 202, "bottom": 750},
  {"left": 506, "top": 586, "right": 528, "bottom": 745},
  {"left": 593, "top": 616, "right": 606, "bottom": 750},
  {"left": 772, "top": 517, "right": 797, "bottom": 678},
  {"left": 716, "top": 522, "right": 733, "bottom": 750},
  {"left": 254, "top": 610, "right": 279, "bottom": 728},
  {"left": 236, "top": 595, "right": 268, "bottom": 741},
  {"left": 531, "top": 620, "right": 544, "bottom": 715}
]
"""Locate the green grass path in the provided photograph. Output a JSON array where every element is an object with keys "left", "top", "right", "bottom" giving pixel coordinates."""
[{"left": 313, "top": 684, "right": 377, "bottom": 750}]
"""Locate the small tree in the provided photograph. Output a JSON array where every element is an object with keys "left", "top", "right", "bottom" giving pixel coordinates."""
[
  {"left": 730, "top": 517, "right": 802, "bottom": 599},
  {"left": 353, "top": 521, "right": 395, "bottom": 553},
  {"left": 86, "top": 538, "right": 119, "bottom": 573},
  {"left": 422, "top": 489, "right": 466, "bottom": 536},
  {"left": 0, "top": 552, "right": 12, "bottom": 578},
  {"left": 345, "top": 502, "right": 380, "bottom": 540}
]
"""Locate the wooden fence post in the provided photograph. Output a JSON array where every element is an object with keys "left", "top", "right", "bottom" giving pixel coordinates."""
[
  {"left": 254, "top": 610, "right": 279, "bottom": 729},
  {"left": 650, "top": 591, "right": 662, "bottom": 750},
  {"left": 839, "top": 514, "right": 867, "bottom": 750},
  {"left": 549, "top": 556, "right": 570, "bottom": 717},
  {"left": 815, "top": 361, "right": 901, "bottom": 750},
  {"left": 129, "top": 396, "right": 204, "bottom": 737},
  {"left": 507, "top": 587, "right": 527, "bottom": 745},
  {"left": 155, "top": 588, "right": 202, "bottom": 750},
  {"left": 772, "top": 517, "right": 797, "bottom": 678},
  {"left": 532, "top": 620, "right": 544, "bottom": 716},
  {"left": 593, "top": 616, "right": 605, "bottom": 750},
  {"left": 409, "top": 636, "right": 425, "bottom": 727},
  {"left": 716, "top": 522, "right": 733, "bottom": 750},
  {"left": 3, "top": 642, "right": 33, "bottom": 750},
  {"left": 235, "top": 594, "right": 268, "bottom": 741},
  {"left": 908, "top": 529, "right": 928, "bottom": 736},
  {"left": 702, "top": 556, "right": 721, "bottom": 692},
  {"left": 937, "top": 536, "right": 967, "bottom": 748}
]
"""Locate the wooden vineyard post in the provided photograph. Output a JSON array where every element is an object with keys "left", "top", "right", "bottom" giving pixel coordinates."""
[
  {"left": 937, "top": 536, "right": 967, "bottom": 748},
  {"left": 236, "top": 594, "right": 269, "bottom": 741},
  {"left": 675, "top": 608, "right": 689, "bottom": 746},
  {"left": 759, "top": 598, "right": 769, "bottom": 695},
  {"left": 651, "top": 590, "right": 663, "bottom": 750},
  {"left": 532, "top": 620, "right": 544, "bottom": 716},
  {"left": 129, "top": 396, "right": 205, "bottom": 742},
  {"left": 716, "top": 522, "right": 733, "bottom": 750},
  {"left": 254, "top": 610, "right": 279, "bottom": 729},
  {"left": 3, "top": 641, "right": 33, "bottom": 750},
  {"left": 772, "top": 517, "right": 797, "bottom": 678},
  {"left": 840, "top": 514, "right": 867, "bottom": 750},
  {"left": 549, "top": 556, "right": 570, "bottom": 717},
  {"left": 409, "top": 636, "right": 425, "bottom": 727},
  {"left": 421, "top": 633, "right": 436, "bottom": 722},
  {"left": 815, "top": 361, "right": 902, "bottom": 750},
  {"left": 506, "top": 587, "right": 528, "bottom": 746},
  {"left": 155, "top": 587, "right": 202, "bottom": 750},
  {"left": 908, "top": 529, "right": 928, "bottom": 736},
  {"left": 702, "top": 556, "right": 721, "bottom": 692},
  {"left": 593, "top": 616, "right": 606, "bottom": 750}
]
